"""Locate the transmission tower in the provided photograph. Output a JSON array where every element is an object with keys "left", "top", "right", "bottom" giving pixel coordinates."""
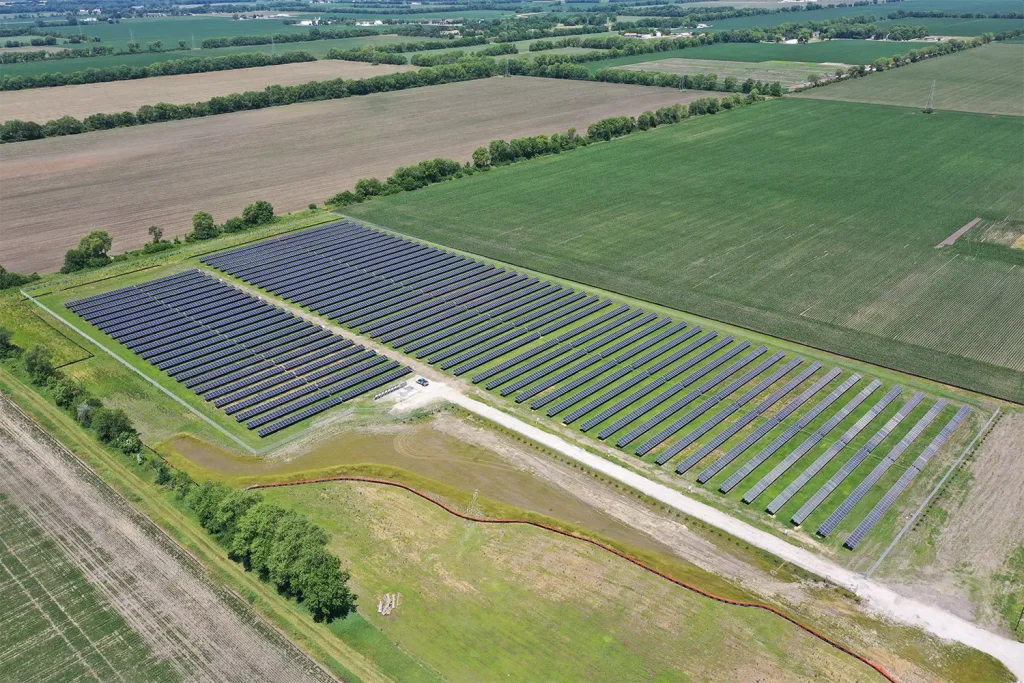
[{"left": 505, "top": 56, "right": 510, "bottom": 77}]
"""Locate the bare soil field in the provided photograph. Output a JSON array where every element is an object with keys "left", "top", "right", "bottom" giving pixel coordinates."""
[
  {"left": 0, "top": 395, "right": 335, "bottom": 683},
  {"left": 0, "top": 76, "right": 717, "bottom": 272},
  {"left": 0, "top": 60, "right": 416, "bottom": 123},
  {"left": 881, "top": 411, "right": 1024, "bottom": 636}
]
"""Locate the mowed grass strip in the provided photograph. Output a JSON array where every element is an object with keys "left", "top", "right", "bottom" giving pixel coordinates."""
[
  {"left": 0, "top": 493, "right": 178, "bottom": 683},
  {"left": 347, "top": 98, "right": 1024, "bottom": 402},
  {"left": 0, "top": 60, "right": 416, "bottom": 123},
  {"left": 616, "top": 57, "right": 841, "bottom": 88},
  {"left": 796, "top": 43, "right": 1024, "bottom": 116},
  {"left": 262, "top": 481, "right": 885, "bottom": 682},
  {"left": 0, "top": 76, "right": 718, "bottom": 273},
  {"left": 584, "top": 40, "right": 934, "bottom": 72}
]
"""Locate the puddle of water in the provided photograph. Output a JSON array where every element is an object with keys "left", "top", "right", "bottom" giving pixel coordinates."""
[{"left": 165, "top": 422, "right": 677, "bottom": 558}]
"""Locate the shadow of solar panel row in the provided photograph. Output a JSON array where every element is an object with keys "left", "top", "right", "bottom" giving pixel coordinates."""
[
  {"left": 844, "top": 405, "right": 970, "bottom": 549},
  {"left": 659, "top": 358, "right": 811, "bottom": 471},
  {"left": 716, "top": 374, "right": 862, "bottom": 493},
  {"left": 742, "top": 379, "right": 882, "bottom": 504},
  {"left": 817, "top": 399, "right": 948, "bottom": 538},
  {"left": 608, "top": 340, "right": 752, "bottom": 445},
  {"left": 579, "top": 333, "right": 724, "bottom": 433},
  {"left": 675, "top": 362, "right": 833, "bottom": 476},
  {"left": 635, "top": 349, "right": 781, "bottom": 457},
  {"left": 764, "top": 385, "right": 904, "bottom": 515},
  {"left": 67, "top": 269, "right": 409, "bottom": 436},
  {"left": 791, "top": 391, "right": 925, "bottom": 526}
]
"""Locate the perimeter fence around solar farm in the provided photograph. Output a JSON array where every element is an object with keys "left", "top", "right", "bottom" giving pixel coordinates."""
[
  {"left": 65, "top": 270, "right": 411, "bottom": 438},
  {"left": 165, "top": 219, "right": 969, "bottom": 548}
]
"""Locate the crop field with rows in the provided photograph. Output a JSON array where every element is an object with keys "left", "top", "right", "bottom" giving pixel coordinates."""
[
  {"left": 796, "top": 43, "right": 1024, "bottom": 116},
  {"left": 348, "top": 98, "right": 1024, "bottom": 404}
]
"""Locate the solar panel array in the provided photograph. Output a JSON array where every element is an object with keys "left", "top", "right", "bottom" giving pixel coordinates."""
[
  {"left": 199, "top": 221, "right": 973, "bottom": 546},
  {"left": 66, "top": 269, "right": 410, "bottom": 437},
  {"left": 843, "top": 406, "right": 971, "bottom": 549}
]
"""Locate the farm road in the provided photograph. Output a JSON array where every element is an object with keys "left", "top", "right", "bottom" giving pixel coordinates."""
[
  {"left": 427, "top": 383, "right": 1024, "bottom": 680},
  {"left": 217, "top": 272, "right": 1024, "bottom": 679},
  {"left": 0, "top": 395, "right": 337, "bottom": 683}
]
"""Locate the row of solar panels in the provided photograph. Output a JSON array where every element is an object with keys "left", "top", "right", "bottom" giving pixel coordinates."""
[
  {"left": 67, "top": 269, "right": 410, "bottom": 437},
  {"left": 202, "top": 222, "right": 972, "bottom": 546}
]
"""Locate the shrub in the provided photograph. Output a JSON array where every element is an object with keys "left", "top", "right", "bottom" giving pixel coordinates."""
[
  {"left": 242, "top": 200, "right": 274, "bottom": 226},
  {"left": 354, "top": 177, "right": 384, "bottom": 198},
  {"left": 0, "top": 326, "right": 15, "bottom": 357},
  {"left": 188, "top": 211, "right": 219, "bottom": 241},
  {"left": 60, "top": 230, "right": 113, "bottom": 273},
  {"left": 91, "top": 407, "right": 135, "bottom": 443},
  {"left": 23, "top": 345, "right": 55, "bottom": 384},
  {"left": 0, "top": 265, "right": 39, "bottom": 290},
  {"left": 222, "top": 216, "right": 247, "bottom": 233}
]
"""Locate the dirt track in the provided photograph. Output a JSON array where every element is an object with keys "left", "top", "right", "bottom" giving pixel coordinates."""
[
  {"left": 0, "top": 60, "right": 416, "bottom": 122},
  {"left": 0, "top": 77, "right": 716, "bottom": 272},
  {"left": 0, "top": 395, "right": 336, "bottom": 683}
]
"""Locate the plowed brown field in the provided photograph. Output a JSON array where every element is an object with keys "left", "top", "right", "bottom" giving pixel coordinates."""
[
  {"left": 0, "top": 60, "right": 416, "bottom": 122},
  {"left": 0, "top": 76, "right": 716, "bottom": 272}
]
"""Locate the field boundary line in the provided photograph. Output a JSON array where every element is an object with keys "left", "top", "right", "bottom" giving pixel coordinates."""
[
  {"left": 866, "top": 407, "right": 1001, "bottom": 578},
  {"left": 247, "top": 474, "right": 898, "bottom": 683},
  {"left": 19, "top": 290, "right": 258, "bottom": 455}
]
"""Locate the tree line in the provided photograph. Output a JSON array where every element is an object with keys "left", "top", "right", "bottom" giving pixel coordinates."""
[
  {"left": 0, "top": 331, "right": 355, "bottom": 623},
  {"left": 595, "top": 68, "right": 787, "bottom": 96},
  {"left": 0, "top": 50, "right": 316, "bottom": 91},
  {"left": 327, "top": 94, "right": 762, "bottom": 209},
  {"left": 1, "top": 59, "right": 497, "bottom": 142},
  {"left": 0, "top": 44, "right": 117, "bottom": 65},
  {"left": 410, "top": 42, "right": 518, "bottom": 66},
  {"left": 51, "top": 200, "right": 276, "bottom": 278},
  {"left": 1, "top": 47, "right": 793, "bottom": 144}
]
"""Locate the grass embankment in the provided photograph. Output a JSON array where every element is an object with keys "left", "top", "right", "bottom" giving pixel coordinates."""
[
  {"left": 796, "top": 42, "right": 1024, "bottom": 116},
  {"left": 345, "top": 97, "right": 1024, "bottom": 405}
]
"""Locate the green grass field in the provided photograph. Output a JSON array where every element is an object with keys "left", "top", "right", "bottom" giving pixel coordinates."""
[
  {"left": 0, "top": 493, "right": 178, "bottom": 682},
  {"left": 0, "top": 33, "right": 411, "bottom": 78},
  {"left": 797, "top": 43, "right": 1024, "bottom": 116},
  {"left": 347, "top": 98, "right": 1024, "bottom": 404},
  {"left": 260, "top": 480, "right": 891, "bottom": 682},
  {"left": 584, "top": 40, "right": 934, "bottom": 73}
]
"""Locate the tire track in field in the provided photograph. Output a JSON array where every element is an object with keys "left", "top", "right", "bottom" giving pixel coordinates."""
[{"left": 0, "top": 395, "right": 339, "bottom": 683}]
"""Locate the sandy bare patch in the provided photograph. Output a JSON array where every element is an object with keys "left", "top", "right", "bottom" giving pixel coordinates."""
[
  {"left": 937, "top": 216, "right": 982, "bottom": 248},
  {"left": 0, "top": 60, "right": 416, "bottom": 122},
  {"left": 1, "top": 77, "right": 720, "bottom": 272},
  {"left": 0, "top": 395, "right": 335, "bottom": 682}
]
